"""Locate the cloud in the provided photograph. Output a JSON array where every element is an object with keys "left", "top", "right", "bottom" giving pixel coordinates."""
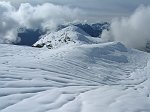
[
  {"left": 101, "top": 5, "right": 150, "bottom": 50},
  {"left": 0, "top": 1, "right": 83, "bottom": 44},
  {"left": 2, "top": 0, "right": 150, "bottom": 21},
  {"left": 0, "top": 1, "right": 19, "bottom": 43}
]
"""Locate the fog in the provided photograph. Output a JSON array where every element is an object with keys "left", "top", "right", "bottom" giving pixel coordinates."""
[{"left": 101, "top": 5, "right": 150, "bottom": 50}]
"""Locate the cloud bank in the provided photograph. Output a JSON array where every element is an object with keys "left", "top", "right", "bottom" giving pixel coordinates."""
[
  {"left": 3, "top": 0, "right": 150, "bottom": 21},
  {"left": 101, "top": 5, "right": 150, "bottom": 50},
  {"left": 0, "top": 1, "right": 83, "bottom": 44}
]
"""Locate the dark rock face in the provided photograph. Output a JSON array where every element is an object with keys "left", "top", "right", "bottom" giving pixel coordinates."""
[{"left": 17, "top": 29, "right": 44, "bottom": 46}]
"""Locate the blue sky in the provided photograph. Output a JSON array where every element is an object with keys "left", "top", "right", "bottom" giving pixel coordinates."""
[{"left": 1, "top": 0, "right": 150, "bottom": 21}]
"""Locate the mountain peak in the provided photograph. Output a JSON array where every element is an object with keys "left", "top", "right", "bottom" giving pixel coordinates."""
[{"left": 33, "top": 25, "right": 101, "bottom": 49}]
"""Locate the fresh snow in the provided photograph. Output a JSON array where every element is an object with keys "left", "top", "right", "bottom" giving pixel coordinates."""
[{"left": 1, "top": 40, "right": 150, "bottom": 112}]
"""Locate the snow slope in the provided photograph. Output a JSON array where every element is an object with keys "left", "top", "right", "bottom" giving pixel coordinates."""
[{"left": 0, "top": 41, "right": 150, "bottom": 112}]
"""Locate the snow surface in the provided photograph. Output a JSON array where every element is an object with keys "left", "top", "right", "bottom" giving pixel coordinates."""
[{"left": 1, "top": 40, "right": 150, "bottom": 112}]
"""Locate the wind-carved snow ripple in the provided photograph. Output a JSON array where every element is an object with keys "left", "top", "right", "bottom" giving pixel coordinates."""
[{"left": 0, "top": 42, "right": 148, "bottom": 112}]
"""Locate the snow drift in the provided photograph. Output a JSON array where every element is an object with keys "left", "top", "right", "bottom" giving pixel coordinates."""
[{"left": 0, "top": 41, "right": 150, "bottom": 112}]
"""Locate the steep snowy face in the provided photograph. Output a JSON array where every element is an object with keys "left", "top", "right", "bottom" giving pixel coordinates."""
[{"left": 33, "top": 25, "right": 101, "bottom": 49}]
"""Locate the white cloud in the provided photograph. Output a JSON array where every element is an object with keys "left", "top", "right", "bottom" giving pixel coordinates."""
[
  {"left": 0, "top": 1, "right": 83, "bottom": 44},
  {"left": 0, "top": 1, "right": 20, "bottom": 43},
  {"left": 101, "top": 5, "right": 150, "bottom": 50},
  {"left": 2, "top": 0, "right": 150, "bottom": 21}
]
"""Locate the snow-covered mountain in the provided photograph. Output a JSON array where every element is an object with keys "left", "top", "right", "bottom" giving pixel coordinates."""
[
  {"left": 33, "top": 25, "right": 101, "bottom": 49},
  {"left": 14, "top": 22, "right": 109, "bottom": 46},
  {"left": 1, "top": 40, "right": 150, "bottom": 112}
]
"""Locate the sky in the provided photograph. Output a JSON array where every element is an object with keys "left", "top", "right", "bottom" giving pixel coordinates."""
[{"left": 1, "top": 0, "right": 150, "bottom": 21}]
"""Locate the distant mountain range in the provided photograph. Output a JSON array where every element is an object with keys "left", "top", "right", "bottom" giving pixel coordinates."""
[{"left": 57, "top": 22, "right": 109, "bottom": 37}]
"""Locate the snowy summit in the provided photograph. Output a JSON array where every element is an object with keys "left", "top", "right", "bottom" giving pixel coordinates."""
[{"left": 33, "top": 25, "right": 101, "bottom": 49}]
